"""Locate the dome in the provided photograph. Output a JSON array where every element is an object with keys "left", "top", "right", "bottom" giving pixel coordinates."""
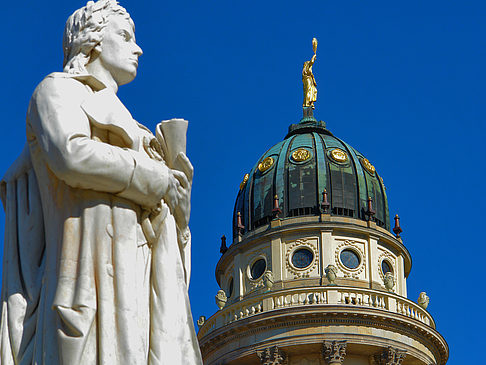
[{"left": 233, "top": 120, "right": 390, "bottom": 239}]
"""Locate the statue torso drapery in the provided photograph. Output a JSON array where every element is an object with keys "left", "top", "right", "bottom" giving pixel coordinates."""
[{"left": 302, "top": 61, "right": 317, "bottom": 108}]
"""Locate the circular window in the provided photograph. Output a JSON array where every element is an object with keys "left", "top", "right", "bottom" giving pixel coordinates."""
[
  {"left": 340, "top": 249, "right": 361, "bottom": 269},
  {"left": 291, "top": 248, "right": 314, "bottom": 269},
  {"left": 250, "top": 259, "right": 266, "bottom": 280},
  {"left": 227, "top": 278, "right": 234, "bottom": 298},
  {"left": 381, "top": 260, "right": 393, "bottom": 275}
]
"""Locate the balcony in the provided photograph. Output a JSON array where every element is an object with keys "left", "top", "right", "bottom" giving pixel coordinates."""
[{"left": 198, "top": 286, "right": 435, "bottom": 339}]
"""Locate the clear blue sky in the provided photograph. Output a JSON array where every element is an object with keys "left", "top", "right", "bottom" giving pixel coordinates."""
[{"left": 3, "top": 1, "right": 485, "bottom": 362}]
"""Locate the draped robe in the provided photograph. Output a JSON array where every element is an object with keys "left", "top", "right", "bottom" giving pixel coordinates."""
[{"left": 0, "top": 72, "right": 202, "bottom": 364}]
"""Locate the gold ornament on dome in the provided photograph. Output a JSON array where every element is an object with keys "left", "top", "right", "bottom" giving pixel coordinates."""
[
  {"left": 379, "top": 175, "right": 386, "bottom": 190},
  {"left": 239, "top": 173, "right": 249, "bottom": 190},
  {"left": 360, "top": 157, "right": 376, "bottom": 175},
  {"left": 330, "top": 148, "right": 348, "bottom": 163},
  {"left": 302, "top": 38, "right": 318, "bottom": 109},
  {"left": 258, "top": 157, "right": 274, "bottom": 173},
  {"left": 291, "top": 148, "right": 311, "bottom": 162}
]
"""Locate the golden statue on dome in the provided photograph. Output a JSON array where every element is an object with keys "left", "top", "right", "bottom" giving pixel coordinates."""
[{"left": 302, "top": 38, "right": 318, "bottom": 109}]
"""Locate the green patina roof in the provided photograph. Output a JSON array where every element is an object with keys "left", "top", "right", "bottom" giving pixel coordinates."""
[{"left": 233, "top": 120, "right": 389, "bottom": 239}]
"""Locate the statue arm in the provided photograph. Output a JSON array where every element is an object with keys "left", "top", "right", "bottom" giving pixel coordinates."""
[
  {"left": 27, "top": 77, "right": 168, "bottom": 209},
  {"left": 310, "top": 53, "right": 316, "bottom": 65}
]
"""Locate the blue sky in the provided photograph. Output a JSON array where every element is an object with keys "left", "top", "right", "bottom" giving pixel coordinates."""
[{"left": 3, "top": 1, "right": 486, "bottom": 362}]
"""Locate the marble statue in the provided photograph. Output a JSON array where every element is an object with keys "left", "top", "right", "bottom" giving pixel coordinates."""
[
  {"left": 215, "top": 290, "right": 227, "bottom": 310},
  {"left": 0, "top": 1, "right": 202, "bottom": 364},
  {"left": 417, "top": 292, "right": 429, "bottom": 310}
]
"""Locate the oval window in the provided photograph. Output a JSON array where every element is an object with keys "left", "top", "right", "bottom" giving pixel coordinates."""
[
  {"left": 340, "top": 249, "right": 360, "bottom": 269},
  {"left": 250, "top": 259, "right": 266, "bottom": 280},
  {"left": 292, "top": 248, "right": 314, "bottom": 269},
  {"left": 381, "top": 260, "right": 393, "bottom": 275}
]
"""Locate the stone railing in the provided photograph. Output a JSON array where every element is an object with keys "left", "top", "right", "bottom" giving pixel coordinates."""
[{"left": 198, "top": 286, "right": 435, "bottom": 338}]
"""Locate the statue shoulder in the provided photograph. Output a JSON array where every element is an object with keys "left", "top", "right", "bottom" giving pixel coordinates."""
[{"left": 32, "top": 72, "right": 92, "bottom": 106}]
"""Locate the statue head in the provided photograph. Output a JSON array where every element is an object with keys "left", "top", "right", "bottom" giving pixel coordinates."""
[{"left": 63, "top": 0, "right": 142, "bottom": 86}]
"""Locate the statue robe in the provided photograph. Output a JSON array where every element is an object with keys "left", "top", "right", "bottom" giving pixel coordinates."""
[{"left": 0, "top": 73, "right": 202, "bottom": 364}]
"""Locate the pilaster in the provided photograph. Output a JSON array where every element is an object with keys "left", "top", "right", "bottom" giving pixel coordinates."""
[
  {"left": 369, "top": 234, "right": 380, "bottom": 287},
  {"left": 234, "top": 252, "right": 243, "bottom": 300},
  {"left": 398, "top": 255, "right": 407, "bottom": 296},
  {"left": 320, "top": 229, "right": 333, "bottom": 282},
  {"left": 271, "top": 236, "right": 283, "bottom": 283}
]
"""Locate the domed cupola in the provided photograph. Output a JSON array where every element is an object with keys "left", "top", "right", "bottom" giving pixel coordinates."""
[
  {"left": 200, "top": 38, "right": 448, "bottom": 365},
  {"left": 233, "top": 119, "right": 390, "bottom": 240}
]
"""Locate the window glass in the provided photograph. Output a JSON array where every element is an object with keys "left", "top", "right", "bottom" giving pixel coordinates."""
[{"left": 340, "top": 249, "right": 360, "bottom": 269}]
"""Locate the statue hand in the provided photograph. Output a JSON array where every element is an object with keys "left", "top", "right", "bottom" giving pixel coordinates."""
[
  {"left": 164, "top": 164, "right": 192, "bottom": 228},
  {"left": 173, "top": 152, "right": 194, "bottom": 184}
]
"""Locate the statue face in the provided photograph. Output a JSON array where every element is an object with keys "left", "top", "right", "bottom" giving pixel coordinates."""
[{"left": 98, "top": 15, "right": 143, "bottom": 86}]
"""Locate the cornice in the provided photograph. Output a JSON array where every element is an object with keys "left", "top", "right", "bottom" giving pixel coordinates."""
[{"left": 199, "top": 305, "right": 448, "bottom": 365}]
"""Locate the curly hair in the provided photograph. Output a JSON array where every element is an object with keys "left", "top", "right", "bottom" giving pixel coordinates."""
[{"left": 63, "top": 0, "right": 132, "bottom": 74}]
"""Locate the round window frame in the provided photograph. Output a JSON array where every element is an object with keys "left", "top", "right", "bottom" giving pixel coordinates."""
[
  {"left": 381, "top": 259, "right": 394, "bottom": 276},
  {"left": 338, "top": 247, "right": 363, "bottom": 272},
  {"left": 247, "top": 255, "right": 267, "bottom": 282},
  {"left": 289, "top": 247, "right": 315, "bottom": 270}
]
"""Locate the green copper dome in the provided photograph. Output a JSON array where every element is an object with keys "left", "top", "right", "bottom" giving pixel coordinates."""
[{"left": 233, "top": 120, "right": 390, "bottom": 239}]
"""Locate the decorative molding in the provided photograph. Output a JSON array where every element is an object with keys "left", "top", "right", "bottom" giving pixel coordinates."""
[
  {"left": 245, "top": 248, "right": 271, "bottom": 293},
  {"left": 290, "top": 148, "right": 312, "bottom": 163},
  {"left": 256, "top": 345, "right": 288, "bottom": 365},
  {"left": 239, "top": 173, "right": 249, "bottom": 190},
  {"left": 285, "top": 238, "right": 319, "bottom": 278},
  {"left": 334, "top": 240, "right": 366, "bottom": 279},
  {"left": 329, "top": 148, "right": 348, "bottom": 163},
  {"left": 373, "top": 347, "right": 407, "bottom": 365},
  {"left": 377, "top": 250, "right": 396, "bottom": 281},
  {"left": 258, "top": 156, "right": 275, "bottom": 173},
  {"left": 322, "top": 340, "right": 347, "bottom": 364},
  {"left": 199, "top": 308, "right": 446, "bottom": 365},
  {"left": 360, "top": 157, "right": 376, "bottom": 175}
]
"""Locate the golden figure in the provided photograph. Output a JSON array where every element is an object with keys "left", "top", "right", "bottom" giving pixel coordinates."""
[{"left": 303, "top": 38, "right": 318, "bottom": 108}]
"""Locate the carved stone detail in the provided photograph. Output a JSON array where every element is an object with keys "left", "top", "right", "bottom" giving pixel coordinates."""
[
  {"left": 377, "top": 250, "right": 396, "bottom": 281},
  {"left": 256, "top": 345, "right": 288, "bottom": 365},
  {"left": 373, "top": 347, "right": 407, "bottom": 365},
  {"left": 285, "top": 238, "right": 319, "bottom": 278},
  {"left": 322, "top": 340, "right": 347, "bottom": 364},
  {"left": 334, "top": 240, "right": 366, "bottom": 278}
]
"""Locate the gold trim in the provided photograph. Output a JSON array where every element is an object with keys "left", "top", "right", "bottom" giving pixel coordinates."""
[
  {"left": 239, "top": 173, "right": 249, "bottom": 190},
  {"left": 360, "top": 158, "right": 376, "bottom": 175},
  {"left": 258, "top": 157, "right": 274, "bottom": 173},
  {"left": 330, "top": 148, "right": 348, "bottom": 163},
  {"left": 291, "top": 148, "right": 311, "bottom": 162}
]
